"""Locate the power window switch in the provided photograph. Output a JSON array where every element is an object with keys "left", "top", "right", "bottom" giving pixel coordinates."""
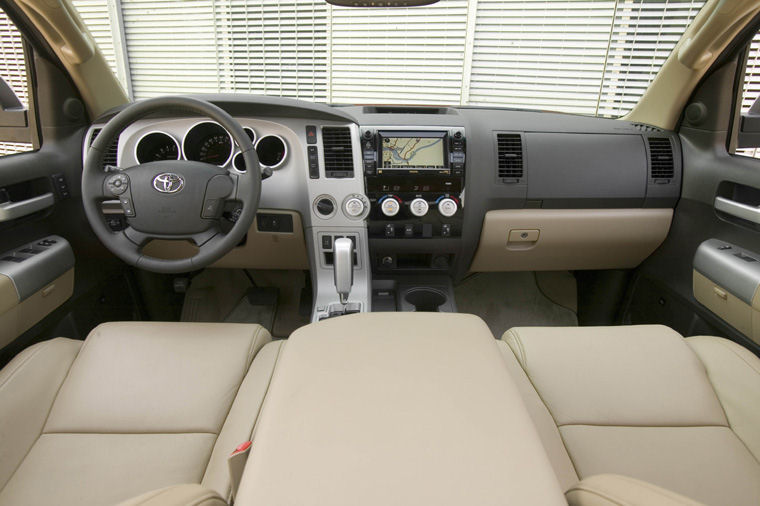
[
  {"left": 384, "top": 224, "right": 395, "bottom": 237},
  {"left": 441, "top": 224, "right": 451, "bottom": 237}
]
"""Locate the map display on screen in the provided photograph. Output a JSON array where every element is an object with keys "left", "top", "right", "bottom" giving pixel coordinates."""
[{"left": 381, "top": 137, "right": 445, "bottom": 168}]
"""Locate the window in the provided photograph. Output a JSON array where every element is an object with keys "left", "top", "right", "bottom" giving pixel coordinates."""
[
  {"left": 0, "top": 8, "right": 36, "bottom": 156},
  {"left": 735, "top": 32, "right": 760, "bottom": 158},
  {"left": 72, "top": 0, "right": 705, "bottom": 117}
]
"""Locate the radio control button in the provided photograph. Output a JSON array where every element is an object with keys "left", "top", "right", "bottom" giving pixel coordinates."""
[
  {"left": 380, "top": 196, "right": 400, "bottom": 217},
  {"left": 438, "top": 197, "right": 458, "bottom": 217},
  {"left": 409, "top": 198, "right": 429, "bottom": 217}
]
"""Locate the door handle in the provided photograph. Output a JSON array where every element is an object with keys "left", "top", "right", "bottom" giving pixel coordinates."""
[
  {"left": 714, "top": 196, "right": 760, "bottom": 225},
  {"left": 0, "top": 192, "right": 55, "bottom": 222}
]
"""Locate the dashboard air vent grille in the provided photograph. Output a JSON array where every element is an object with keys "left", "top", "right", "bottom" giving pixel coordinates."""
[
  {"left": 89, "top": 128, "right": 118, "bottom": 168},
  {"left": 497, "top": 133, "right": 523, "bottom": 182},
  {"left": 647, "top": 137, "right": 674, "bottom": 181},
  {"left": 322, "top": 126, "right": 354, "bottom": 178}
]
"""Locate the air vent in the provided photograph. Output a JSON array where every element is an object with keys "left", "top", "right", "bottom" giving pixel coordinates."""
[
  {"left": 497, "top": 133, "right": 523, "bottom": 183},
  {"left": 647, "top": 137, "right": 674, "bottom": 181},
  {"left": 89, "top": 128, "right": 118, "bottom": 168},
  {"left": 322, "top": 126, "right": 354, "bottom": 178}
]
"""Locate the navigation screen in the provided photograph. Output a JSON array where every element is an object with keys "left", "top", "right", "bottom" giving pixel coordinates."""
[{"left": 381, "top": 136, "right": 445, "bottom": 169}]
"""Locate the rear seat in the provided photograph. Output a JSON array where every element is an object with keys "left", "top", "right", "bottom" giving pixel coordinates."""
[{"left": 498, "top": 325, "right": 760, "bottom": 506}]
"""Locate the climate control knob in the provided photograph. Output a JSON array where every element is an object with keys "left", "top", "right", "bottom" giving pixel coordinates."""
[
  {"left": 437, "top": 197, "right": 458, "bottom": 217},
  {"left": 379, "top": 196, "right": 401, "bottom": 217},
  {"left": 409, "top": 198, "right": 429, "bottom": 217},
  {"left": 343, "top": 196, "right": 366, "bottom": 218}
]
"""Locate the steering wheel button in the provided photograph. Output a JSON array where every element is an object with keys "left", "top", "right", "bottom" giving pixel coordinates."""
[{"left": 202, "top": 199, "right": 222, "bottom": 218}]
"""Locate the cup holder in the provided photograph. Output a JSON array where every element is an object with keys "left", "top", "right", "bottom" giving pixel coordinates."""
[{"left": 403, "top": 288, "right": 448, "bottom": 312}]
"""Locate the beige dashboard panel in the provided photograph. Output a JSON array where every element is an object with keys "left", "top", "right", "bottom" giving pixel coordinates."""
[
  {"left": 693, "top": 269, "right": 760, "bottom": 345},
  {"left": 0, "top": 269, "right": 74, "bottom": 349},
  {"left": 470, "top": 208, "right": 673, "bottom": 272},
  {"left": 142, "top": 209, "right": 309, "bottom": 270}
]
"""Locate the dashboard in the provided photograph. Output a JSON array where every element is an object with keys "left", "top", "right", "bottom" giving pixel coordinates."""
[{"left": 84, "top": 95, "right": 681, "bottom": 319}]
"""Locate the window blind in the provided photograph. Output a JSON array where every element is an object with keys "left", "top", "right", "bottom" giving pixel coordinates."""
[
  {"left": 597, "top": 0, "right": 704, "bottom": 117},
  {"left": 120, "top": 0, "right": 222, "bottom": 98},
  {"left": 329, "top": 1, "right": 469, "bottom": 105},
  {"left": 71, "top": 0, "right": 119, "bottom": 76},
  {"left": 73, "top": 0, "right": 706, "bottom": 117},
  {"left": 0, "top": 8, "right": 28, "bottom": 107},
  {"left": 0, "top": 8, "right": 32, "bottom": 155},
  {"left": 214, "top": 0, "right": 329, "bottom": 101},
  {"left": 736, "top": 33, "right": 760, "bottom": 158}
]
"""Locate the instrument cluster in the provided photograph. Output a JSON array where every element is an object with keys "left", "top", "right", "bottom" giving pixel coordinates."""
[{"left": 133, "top": 121, "right": 288, "bottom": 172}]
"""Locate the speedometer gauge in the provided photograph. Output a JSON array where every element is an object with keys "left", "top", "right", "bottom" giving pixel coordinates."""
[
  {"left": 183, "top": 122, "right": 233, "bottom": 166},
  {"left": 135, "top": 132, "right": 180, "bottom": 163},
  {"left": 199, "top": 134, "right": 233, "bottom": 165}
]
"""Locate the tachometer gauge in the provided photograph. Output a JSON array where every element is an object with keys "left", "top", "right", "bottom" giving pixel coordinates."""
[
  {"left": 135, "top": 131, "right": 180, "bottom": 163},
  {"left": 183, "top": 121, "right": 233, "bottom": 166}
]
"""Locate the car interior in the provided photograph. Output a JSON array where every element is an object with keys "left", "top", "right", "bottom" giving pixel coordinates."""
[{"left": 1, "top": 0, "right": 760, "bottom": 504}]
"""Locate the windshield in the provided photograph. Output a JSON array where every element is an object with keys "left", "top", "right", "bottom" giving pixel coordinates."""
[{"left": 72, "top": 0, "right": 704, "bottom": 117}]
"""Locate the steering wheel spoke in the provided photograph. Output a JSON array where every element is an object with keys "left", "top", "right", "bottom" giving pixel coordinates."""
[
  {"left": 190, "top": 226, "right": 222, "bottom": 247},
  {"left": 123, "top": 226, "right": 152, "bottom": 247}
]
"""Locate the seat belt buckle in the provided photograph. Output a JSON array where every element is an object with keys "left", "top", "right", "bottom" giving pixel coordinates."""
[{"left": 228, "top": 440, "right": 252, "bottom": 502}]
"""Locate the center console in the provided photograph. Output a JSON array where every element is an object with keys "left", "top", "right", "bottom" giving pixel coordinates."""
[
  {"left": 361, "top": 126, "right": 465, "bottom": 272},
  {"left": 234, "top": 313, "right": 566, "bottom": 505}
]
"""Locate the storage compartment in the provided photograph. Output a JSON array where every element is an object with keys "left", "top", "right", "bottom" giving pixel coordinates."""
[
  {"left": 372, "top": 276, "right": 457, "bottom": 313},
  {"left": 398, "top": 284, "right": 456, "bottom": 312},
  {"left": 402, "top": 287, "right": 447, "bottom": 312},
  {"left": 470, "top": 208, "right": 673, "bottom": 271}
]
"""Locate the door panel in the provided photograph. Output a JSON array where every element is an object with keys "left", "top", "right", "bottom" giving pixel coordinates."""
[
  {"left": 623, "top": 49, "right": 760, "bottom": 354},
  {"left": 0, "top": 37, "right": 138, "bottom": 364}
]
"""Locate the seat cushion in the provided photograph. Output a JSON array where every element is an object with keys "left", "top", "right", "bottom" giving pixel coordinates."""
[
  {"left": 0, "top": 322, "right": 272, "bottom": 506},
  {"left": 501, "top": 325, "right": 760, "bottom": 506}
]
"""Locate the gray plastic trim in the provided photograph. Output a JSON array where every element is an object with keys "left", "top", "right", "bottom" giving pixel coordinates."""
[
  {"left": 0, "top": 235, "right": 74, "bottom": 300},
  {"left": 693, "top": 238, "right": 760, "bottom": 305}
]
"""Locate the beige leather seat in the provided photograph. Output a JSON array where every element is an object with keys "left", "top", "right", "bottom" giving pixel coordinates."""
[
  {"left": 498, "top": 325, "right": 760, "bottom": 506},
  {"left": 0, "top": 321, "right": 276, "bottom": 506}
]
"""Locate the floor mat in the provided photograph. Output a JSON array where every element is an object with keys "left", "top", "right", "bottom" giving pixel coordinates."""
[
  {"left": 224, "top": 287, "right": 277, "bottom": 331},
  {"left": 181, "top": 269, "right": 310, "bottom": 338},
  {"left": 454, "top": 272, "right": 578, "bottom": 338}
]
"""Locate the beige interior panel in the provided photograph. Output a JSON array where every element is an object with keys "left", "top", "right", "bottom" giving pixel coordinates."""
[
  {"left": 0, "top": 269, "right": 74, "bottom": 348},
  {"left": 469, "top": 208, "right": 673, "bottom": 272},
  {"left": 15, "top": 0, "right": 128, "bottom": 117},
  {"left": 142, "top": 210, "right": 309, "bottom": 270},
  {"left": 0, "top": 274, "right": 19, "bottom": 316},
  {"left": 693, "top": 270, "right": 760, "bottom": 345}
]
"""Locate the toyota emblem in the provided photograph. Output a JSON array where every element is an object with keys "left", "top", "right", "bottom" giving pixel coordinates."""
[{"left": 152, "top": 173, "right": 184, "bottom": 194}]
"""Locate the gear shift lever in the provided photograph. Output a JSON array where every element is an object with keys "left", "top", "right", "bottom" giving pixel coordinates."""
[{"left": 333, "top": 237, "right": 354, "bottom": 304}]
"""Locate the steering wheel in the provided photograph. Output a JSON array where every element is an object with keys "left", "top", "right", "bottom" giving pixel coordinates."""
[{"left": 82, "top": 96, "right": 261, "bottom": 274}]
